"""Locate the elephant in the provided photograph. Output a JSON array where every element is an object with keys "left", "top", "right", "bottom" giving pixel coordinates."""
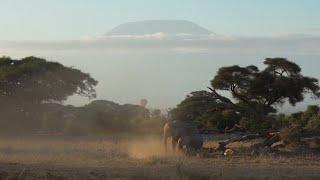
[
  {"left": 163, "top": 120, "right": 203, "bottom": 153},
  {"left": 177, "top": 134, "right": 203, "bottom": 153}
]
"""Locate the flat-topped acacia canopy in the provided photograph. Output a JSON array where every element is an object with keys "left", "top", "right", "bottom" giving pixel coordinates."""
[{"left": 0, "top": 56, "right": 98, "bottom": 103}]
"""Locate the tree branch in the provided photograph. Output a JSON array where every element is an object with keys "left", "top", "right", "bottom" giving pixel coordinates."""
[{"left": 207, "top": 87, "right": 235, "bottom": 105}]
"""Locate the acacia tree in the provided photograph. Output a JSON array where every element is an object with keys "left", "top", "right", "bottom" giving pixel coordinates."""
[
  {"left": 0, "top": 56, "right": 97, "bottom": 103},
  {"left": 171, "top": 91, "right": 240, "bottom": 130},
  {"left": 211, "top": 58, "right": 319, "bottom": 116},
  {"left": 172, "top": 58, "right": 320, "bottom": 129},
  {"left": 0, "top": 56, "right": 98, "bottom": 132}
]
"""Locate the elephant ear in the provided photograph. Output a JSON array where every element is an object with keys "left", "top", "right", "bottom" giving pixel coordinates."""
[{"left": 171, "top": 121, "right": 200, "bottom": 136}]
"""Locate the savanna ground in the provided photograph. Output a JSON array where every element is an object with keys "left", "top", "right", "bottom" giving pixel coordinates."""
[{"left": 0, "top": 134, "right": 319, "bottom": 180}]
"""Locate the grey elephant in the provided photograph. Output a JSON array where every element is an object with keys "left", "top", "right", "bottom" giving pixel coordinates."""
[
  {"left": 177, "top": 134, "right": 203, "bottom": 153},
  {"left": 163, "top": 120, "right": 203, "bottom": 153}
]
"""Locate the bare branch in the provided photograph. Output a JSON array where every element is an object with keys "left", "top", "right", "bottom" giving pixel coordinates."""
[{"left": 207, "top": 87, "right": 234, "bottom": 105}]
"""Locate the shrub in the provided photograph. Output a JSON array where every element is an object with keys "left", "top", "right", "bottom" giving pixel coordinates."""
[
  {"left": 306, "top": 114, "right": 320, "bottom": 130},
  {"left": 63, "top": 119, "right": 89, "bottom": 136},
  {"left": 280, "top": 126, "right": 303, "bottom": 145},
  {"left": 239, "top": 117, "right": 269, "bottom": 131}
]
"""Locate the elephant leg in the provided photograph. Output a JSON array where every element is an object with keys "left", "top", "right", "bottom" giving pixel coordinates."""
[
  {"left": 163, "top": 135, "right": 168, "bottom": 153},
  {"left": 172, "top": 137, "right": 178, "bottom": 152},
  {"left": 177, "top": 137, "right": 183, "bottom": 151}
]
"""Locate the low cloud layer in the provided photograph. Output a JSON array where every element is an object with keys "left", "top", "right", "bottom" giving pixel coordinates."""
[{"left": 1, "top": 33, "right": 319, "bottom": 56}]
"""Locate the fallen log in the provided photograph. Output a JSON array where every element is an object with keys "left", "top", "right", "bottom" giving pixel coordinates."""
[{"left": 216, "top": 131, "right": 280, "bottom": 151}]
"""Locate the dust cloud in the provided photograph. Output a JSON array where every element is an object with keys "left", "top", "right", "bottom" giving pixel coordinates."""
[{"left": 126, "top": 137, "right": 174, "bottom": 159}]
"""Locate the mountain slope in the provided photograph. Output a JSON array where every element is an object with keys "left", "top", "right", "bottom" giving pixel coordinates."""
[{"left": 106, "top": 20, "right": 212, "bottom": 35}]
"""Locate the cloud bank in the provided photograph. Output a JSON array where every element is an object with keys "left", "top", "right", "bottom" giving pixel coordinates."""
[{"left": 1, "top": 33, "right": 319, "bottom": 56}]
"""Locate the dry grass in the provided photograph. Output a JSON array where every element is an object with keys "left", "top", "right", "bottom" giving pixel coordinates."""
[
  {"left": 0, "top": 135, "right": 170, "bottom": 166},
  {"left": 0, "top": 134, "right": 319, "bottom": 179}
]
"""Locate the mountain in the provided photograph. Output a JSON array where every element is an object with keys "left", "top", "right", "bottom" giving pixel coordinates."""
[{"left": 106, "top": 20, "right": 212, "bottom": 35}]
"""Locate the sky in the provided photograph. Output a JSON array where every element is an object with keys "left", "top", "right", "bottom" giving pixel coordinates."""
[
  {"left": 1, "top": 0, "right": 320, "bottom": 40},
  {"left": 0, "top": 0, "right": 320, "bottom": 112}
]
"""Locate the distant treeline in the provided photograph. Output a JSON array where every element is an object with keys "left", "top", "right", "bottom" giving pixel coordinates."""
[
  {"left": 0, "top": 56, "right": 165, "bottom": 135},
  {"left": 0, "top": 99, "right": 165, "bottom": 135}
]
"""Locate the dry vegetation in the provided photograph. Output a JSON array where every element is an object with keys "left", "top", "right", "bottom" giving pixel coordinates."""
[{"left": 0, "top": 134, "right": 319, "bottom": 179}]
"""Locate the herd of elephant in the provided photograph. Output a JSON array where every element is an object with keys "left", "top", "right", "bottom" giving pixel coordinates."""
[{"left": 163, "top": 120, "right": 204, "bottom": 154}]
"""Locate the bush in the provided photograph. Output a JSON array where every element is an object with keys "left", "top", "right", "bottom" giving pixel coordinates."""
[
  {"left": 239, "top": 117, "right": 269, "bottom": 131},
  {"left": 280, "top": 126, "right": 303, "bottom": 145},
  {"left": 306, "top": 114, "right": 320, "bottom": 130},
  {"left": 220, "top": 110, "right": 240, "bottom": 129},
  {"left": 63, "top": 120, "right": 89, "bottom": 136}
]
